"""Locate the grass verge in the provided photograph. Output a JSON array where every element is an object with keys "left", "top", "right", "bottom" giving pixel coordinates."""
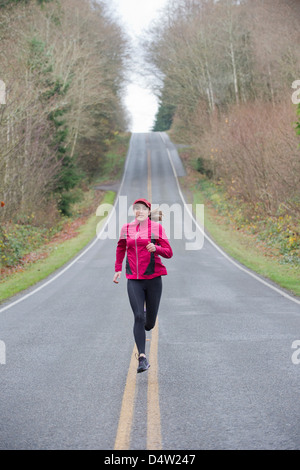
[
  {"left": 182, "top": 178, "right": 300, "bottom": 297},
  {"left": 0, "top": 190, "right": 115, "bottom": 304},
  {"left": 0, "top": 133, "right": 131, "bottom": 304}
]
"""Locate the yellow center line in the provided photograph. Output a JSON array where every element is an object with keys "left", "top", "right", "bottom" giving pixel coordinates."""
[
  {"left": 114, "top": 347, "right": 138, "bottom": 450},
  {"left": 147, "top": 145, "right": 162, "bottom": 449},
  {"left": 114, "top": 141, "right": 162, "bottom": 450},
  {"left": 147, "top": 321, "right": 162, "bottom": 450}
]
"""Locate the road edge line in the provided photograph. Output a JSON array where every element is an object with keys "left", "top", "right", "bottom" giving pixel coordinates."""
[
  {"left": 160, "top": 132, "right": 300, "bottom": 306},
  {"left": 0, "top": 134, "right": 135, "bottom": 314}
]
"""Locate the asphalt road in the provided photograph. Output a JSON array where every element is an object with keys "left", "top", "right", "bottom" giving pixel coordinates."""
[{"left": 0, "top": 132, "right": 300, "bottom": 450}]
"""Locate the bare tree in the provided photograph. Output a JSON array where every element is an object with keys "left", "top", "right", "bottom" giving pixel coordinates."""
[{"left": 0, "top": 0, "right": 129, "bottom": 222}]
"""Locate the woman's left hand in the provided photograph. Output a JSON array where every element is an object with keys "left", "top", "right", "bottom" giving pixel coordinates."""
[{"left": 146, "top": 242, "right": 156, "bottom": 252}]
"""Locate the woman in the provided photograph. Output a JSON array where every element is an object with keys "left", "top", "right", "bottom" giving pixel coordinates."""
[{"left": 113, "top": 198, "right": 173, "bottom": 373}]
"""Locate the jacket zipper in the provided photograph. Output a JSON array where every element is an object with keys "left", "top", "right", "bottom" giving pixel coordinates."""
[{"left": 135, "top": 224, "right": 140, "bottom": 279}]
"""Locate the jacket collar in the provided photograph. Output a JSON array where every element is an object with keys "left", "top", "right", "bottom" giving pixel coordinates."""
[{"left": 132, "top": 217, "right": 150, "bottom": 228}]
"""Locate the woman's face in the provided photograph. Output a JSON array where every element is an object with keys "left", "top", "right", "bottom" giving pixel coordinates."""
[{"left": 133, "top": 203, "right": 150, "bottom": 222}]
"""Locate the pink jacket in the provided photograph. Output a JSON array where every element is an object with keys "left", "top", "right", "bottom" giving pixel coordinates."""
[{"left": 115, "top": 218, "right": 173, "bottom": 279}]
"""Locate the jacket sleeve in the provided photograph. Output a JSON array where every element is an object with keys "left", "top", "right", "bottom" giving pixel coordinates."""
[
  {"left": 115, "top": 225, "right": 127, "bottom": 272},
  {"left": 155, "top": 226, "right": 173, "bottom": 259}
]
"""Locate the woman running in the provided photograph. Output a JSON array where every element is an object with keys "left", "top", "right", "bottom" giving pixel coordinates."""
[{"left": 113, "top": 198, "right": 173, "bottom": 373}]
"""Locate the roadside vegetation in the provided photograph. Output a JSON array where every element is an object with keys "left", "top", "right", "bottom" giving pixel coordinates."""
[
  {"left": 0, "top": 0, "right": 131, "bottom": 301},
  {"left": 179, "top": 148, "right": 300, "bottom": 296},
  {"left": 0, "top": 190, "right": 115, "bottom": 303},
  {"left": 0, "top": 132, "right": 130, "bottom": 302},
  {"left": 145, "top": 0, "right": 300, "bottom": 295}
]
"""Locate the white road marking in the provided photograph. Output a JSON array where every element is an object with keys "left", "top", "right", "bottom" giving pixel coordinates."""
[
  {"left": 160, "top": 132, "right": 300, "bottom": 306},
  {"left": 0, "top": 135, "right": 136, "bottom": 314}
]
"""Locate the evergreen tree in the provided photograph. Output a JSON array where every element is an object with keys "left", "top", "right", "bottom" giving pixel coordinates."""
[{"left": 152, "top": 101, "right": 176, "bottom": 132}]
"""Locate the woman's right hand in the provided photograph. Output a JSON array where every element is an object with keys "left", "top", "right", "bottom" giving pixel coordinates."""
[{"left": 113, "top": 271, "right": 122, "bottom": 284}]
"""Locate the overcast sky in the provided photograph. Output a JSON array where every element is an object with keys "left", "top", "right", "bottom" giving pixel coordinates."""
[{"left": 100, "top": 0, "right": 169, "bottom": 133}]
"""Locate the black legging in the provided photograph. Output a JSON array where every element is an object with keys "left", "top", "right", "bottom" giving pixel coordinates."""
[{"left": 127, "top": 276, "right": 162, "bottom": 355}]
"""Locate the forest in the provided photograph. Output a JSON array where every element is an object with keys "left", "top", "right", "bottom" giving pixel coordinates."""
[
  {"left": 0, "top": 0, "right": 128, "bottom": 221},
  {"left": 0, "top": 0, "right": 130, "bottom": 271},
  {"left": 148, "top": 0, "right": 300, "bottom": 266}
]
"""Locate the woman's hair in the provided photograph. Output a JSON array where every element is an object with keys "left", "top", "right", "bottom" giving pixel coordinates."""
[{"left": 149, "top": 207, "right": 163, "bottom": 222}]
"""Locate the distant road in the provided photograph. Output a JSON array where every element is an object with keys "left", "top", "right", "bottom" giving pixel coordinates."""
[{"left": 0, "top": 132, "right": 300, "bottom": 450}]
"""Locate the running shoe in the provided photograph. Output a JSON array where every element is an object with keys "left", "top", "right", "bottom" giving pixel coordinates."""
[{"left": 137, "top": 355, "right": 150, "bottom": 373}]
